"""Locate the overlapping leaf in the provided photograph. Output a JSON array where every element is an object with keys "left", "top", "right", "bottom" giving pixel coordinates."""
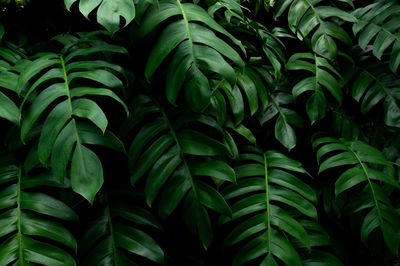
[
  {"left": 314, "top": 137, "right": 400, "bottom": 254},
  {"left": 0, "top": 41, "right": 25, "bottom": 125},
  {"left": 208, "top": 0, "right": 245, "bottom": 22},
  {"left": 0, "top": 157, "right": 78, "bottom": 265},
  {"left": 293, "top": 220, "right": 343, "bottom": 265},
  {"left": 80, "top": 185, "right": 164, "bottom": 265},
  {"left": 209, "top": 2, "right": 285, "bottom": 76},
  {"left": 287, "top": 52, "right": 342, "bottom": 124},
  {"left": 220, "top": 146, "right": 316, "bottom": 265},
  {"left": 64, "top": 0, "right": 138, "bottom": 33},
  {"left": 352, "top": 62, "right": 400, "bottom": 128},
  {"left": 352, "top": 0, "right": 400, "bottom": 73},
  {"left": 210, "top": 65, "right": 270, "bottom": 126},
  {"left": 19, "top": 33, "right": 128, "bottom": 204},
  {"left": 127, "top": 95, "right": 235, "bottom": 249},
  {"left": 137, "top": 0, "right": 244, "bottom": 111},
  {"left": 274, "top": 0, "right": 356, "bottom": 58},
  {"left": 259, "top": 89, "right": 304, "bottom": 150},
  {"left": 248, "top": 64, "right": 304, "bottom": 150}
]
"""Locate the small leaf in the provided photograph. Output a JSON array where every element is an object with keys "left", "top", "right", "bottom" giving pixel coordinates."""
[
  {"left": 72, "top": 98, "right": 108, "bottom": 133},
  {"left": 0, "top": 91, "right": 19, "bottom": 125},
  {"left": 275, "top": 116, "right": 296, "bottom": 151},
  {"left": 70, "top": 143, "right": 103, "bottom": 204},
  {"left": 96, "top": 0, "right": 136, "bottom": 33}
]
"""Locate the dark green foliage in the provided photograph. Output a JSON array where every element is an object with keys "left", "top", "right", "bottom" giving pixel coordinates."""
[{"left": 0, "top": 0, "right": 399, "bottom": 265}]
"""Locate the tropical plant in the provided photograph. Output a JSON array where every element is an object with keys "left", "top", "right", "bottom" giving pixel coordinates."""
[{"left": 0, "top": 0, "right": 399, "bottom": 265}]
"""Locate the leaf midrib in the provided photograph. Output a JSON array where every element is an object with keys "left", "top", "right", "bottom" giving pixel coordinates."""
[
  {"left": 17, "top": 165, "right": 23, "bottom": 266},
  {"left": 263, "top": 154, "right": 272, "bottom": 253},
  {"left": 104, "top": 190, "right": 119, "bottom": 266},
  {"left": 158, "top": 100, "right": 200, "bottom": 200},
  {"left": 348, "top": 145, "right": 384, "bottom": 226},
  {"left": 176, "top": 0, "right": 196, "bottom": 63},
  {"left": 60, "top": 55, "right": 85, "bottom": 174},
  {"left": 359, "top": 68, "right": 395, "bottom": 102}
]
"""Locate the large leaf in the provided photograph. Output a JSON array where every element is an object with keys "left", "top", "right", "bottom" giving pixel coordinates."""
[
  {"left": 127, "top": 95, "right": 234, "bottom": 249},
  {"left": 220, "top": 146, "right": 316, "bottom": 265},
  {"left": 274, "top": 0, "right": 356, "bottom": 59},
  {"left": 137, "top": 0, "right": 244, "bottom": 111},
  {"left": 0, "top": 158, "right": 78, "bottom": 265},
  {"left": 80, "top": 184, "right": 164, "bottom": 265},
  {"left": 352, "top": 0, "right": 400, "bottom": 73},
  {"left": 19, "top": 33, "right": 128, "bottom": 204},
  {"left": 314, "top": 137, "right": 400, "bottom": 254}
]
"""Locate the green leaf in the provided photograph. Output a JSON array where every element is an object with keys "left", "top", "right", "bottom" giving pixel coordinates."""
[
  {"left": 72, "top": 98, "right": 108, "bottom": 133},
  {"left": 141, "top": 0, "right": 243, "bottom": 111},
  {"left": 352, "top": 66, "right": 400, "bottom": 127},
  {"left": 275, "top": 0, "right": 354, "bottom": 58},
  {"left": 127, "top": 97, "right": 234, "bottom": 248},
  {"left": 21, "top": 212, "right": 77, "bottom": 251},
  {"left": 21, "top": 192, "right": 78, "bottom": 222},
  {"left": 38, "top": 101, "right": 71, "bottom": 165},
  {"left": 0, "top": 91, "right": 19, "bottom": 125},
  {"left": 353, "top": 0, "right": 400, "bottom": 72},
  {"left": 0, "top": 163, "right": 78, "bottom": 265},
  {"left": 222, "top": 148, "right": 314, "bottom": 264},
  {"left": 70, "top": 143, "right": 104, "bottom": 204},
  {"left": 69, "top": 87, "right": 128, "bottom": 115},
  {"left": 96, "top": 0, "right": 135, "bottom": 33},
  {"left": 81, "top": 184, "right": 164, "bottom": 265},
  {"left": 22, "top": 236, "right": 76, "bottom": 266},
  {"left": 287, "top": 53, "right": 342, "bottom": 123},
  {"left": 314, "top": 137, "right": 400, "bottom": 252},
  {"left": 67, "top": 0, "right": 136, "bottom": 33},
  {"left": 115, "top": 223, "right": 163, "bottom": 263},
  {"left": 196, "top": 181, "right": 231, "bottom": 216},
  {"left": 51, "top": 121, "right": 77, "bottom": 181},
  {"left": 275, "top": 116, "right": 296, "bottom": 151},
  {"left": 189, "top": 158, "right": 236, "bottom": 183},
  {"left": 21, "top": 83, "right": 67, "bottom": 142},
  {"left": 179, "top": 129, "right": 228, "bottom": 156}
]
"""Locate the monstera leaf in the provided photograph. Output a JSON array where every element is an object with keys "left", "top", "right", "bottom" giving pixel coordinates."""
[
  {"left": 18, "top": 33, "right": 128, "bottom": 204},
  {"left": 0, "top": 41, "right": 25, "bottom": 125},
  {"left": 352, "top": 62, "right": 400, "bottom": 128},
  {"left": 352, "top": 0, "right": 400, "bottom": 73},
  {"left": 220, "top": 146, "right": 317, "bottom": 265},
  {"left": 137, "top": 0, "right": 245, "bottom": 111},
  {"left": 314, "top": 137, "right": 400, "bottom": 254},
  {"left": 126, "top": 95, "right": 235, "bottom": 249},
  {"left": 209, "top": 65, "right": 270, "bottom": 126},
  {"left": 80, "top": 184, "right": 164, "bottom": 265},
  {"left": 64, "top": 0, "right": 138, "bottom": 33},
  {"left": 287, "top": 52, "right": 342, "bottom": 124},
  {"left": 0, "top": 156, "right": 78, "bottom": 265},
  {"left": 273, "top": 0, "right": 356, "bottom": 59}
]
